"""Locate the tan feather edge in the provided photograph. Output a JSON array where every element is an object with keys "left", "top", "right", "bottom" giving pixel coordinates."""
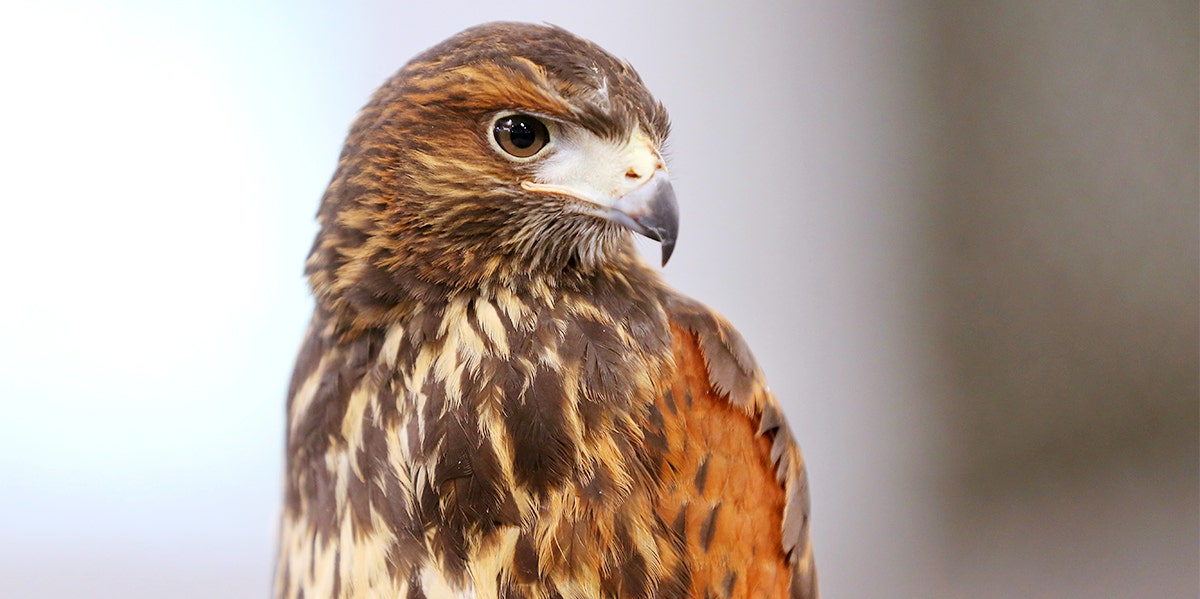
[{"left": 665, "top": 294, "right": 819, "bottom": 599}]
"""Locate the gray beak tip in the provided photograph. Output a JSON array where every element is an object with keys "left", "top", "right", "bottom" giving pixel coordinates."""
[
  {"left": 660, "top": 238, "right": 676, "bottom": 266},
  {"left": 611, "top": 171, "right": 680, "bottom": 268}
]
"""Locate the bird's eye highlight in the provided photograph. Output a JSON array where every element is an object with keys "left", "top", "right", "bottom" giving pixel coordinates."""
[{"left": 492, "top": 114, "right": 550, "bottom": 159}]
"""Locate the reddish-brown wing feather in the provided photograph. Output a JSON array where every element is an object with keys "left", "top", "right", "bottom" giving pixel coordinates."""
[{"left": 658, "top": 297, "right": 818, "bottom": 599}]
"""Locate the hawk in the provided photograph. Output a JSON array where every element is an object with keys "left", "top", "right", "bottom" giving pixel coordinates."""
[{"left": 276, "top": 22, "right": 817, "bottom": 599}]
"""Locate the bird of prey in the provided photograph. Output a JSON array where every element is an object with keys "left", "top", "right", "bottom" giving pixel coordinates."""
[{"left": 276, "top": 22, "right": 817, "bottom": 599}]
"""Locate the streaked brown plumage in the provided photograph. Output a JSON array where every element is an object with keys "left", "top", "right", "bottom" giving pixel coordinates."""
[{"left": 276, "top": 22, "right": 817, "bottom": 599}]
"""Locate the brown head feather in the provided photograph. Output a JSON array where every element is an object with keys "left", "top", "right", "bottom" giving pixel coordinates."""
[{"left": 306, "top": 22, "right": 670, "bottom": 331}]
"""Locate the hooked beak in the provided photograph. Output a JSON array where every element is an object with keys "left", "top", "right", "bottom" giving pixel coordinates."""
[
  {"left": 518, "top": 129, "right": 680, "bottom": 266},
  {"left": 609, "top": 170, "right": 679, "bottom": 266}
]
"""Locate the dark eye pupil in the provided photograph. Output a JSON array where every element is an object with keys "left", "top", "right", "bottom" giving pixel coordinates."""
[{"left": 507, "top": 119, "right": 536, "bottom": 148}]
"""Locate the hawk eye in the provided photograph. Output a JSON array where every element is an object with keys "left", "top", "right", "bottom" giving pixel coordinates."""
[{"left": 493, "top": 114, "right": 550, "bottom": 159}]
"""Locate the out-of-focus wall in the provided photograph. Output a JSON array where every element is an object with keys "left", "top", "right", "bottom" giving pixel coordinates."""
[
  {"left": 0, "top": 1, "right": 1193, "bottom": 598},
  {"left": 927, "top": 3, "right": 1198, "bottom": 597}
]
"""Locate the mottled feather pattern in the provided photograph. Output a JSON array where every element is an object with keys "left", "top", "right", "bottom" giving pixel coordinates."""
[
  {"left": 281, "top": 272, "right": 687, "bottom": 598},
  {"left": 277, "top": 22, "right": 816, "bottom": 599},
  {"left": 662, "top": 296, "right": 818, "bottom": 598}
]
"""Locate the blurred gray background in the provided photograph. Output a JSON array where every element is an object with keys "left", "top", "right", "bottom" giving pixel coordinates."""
[{"left": 0, "top": 1, "right": 1194, "bottom": 597}]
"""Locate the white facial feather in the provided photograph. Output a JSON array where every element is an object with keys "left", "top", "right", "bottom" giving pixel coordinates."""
[{"left": 531, "top": 126, "right": 663, "bottom": 210}]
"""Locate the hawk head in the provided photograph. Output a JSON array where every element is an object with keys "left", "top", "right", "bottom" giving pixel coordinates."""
[{"left": 308, "top": 22, "right": 677, "bottom": 321}]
